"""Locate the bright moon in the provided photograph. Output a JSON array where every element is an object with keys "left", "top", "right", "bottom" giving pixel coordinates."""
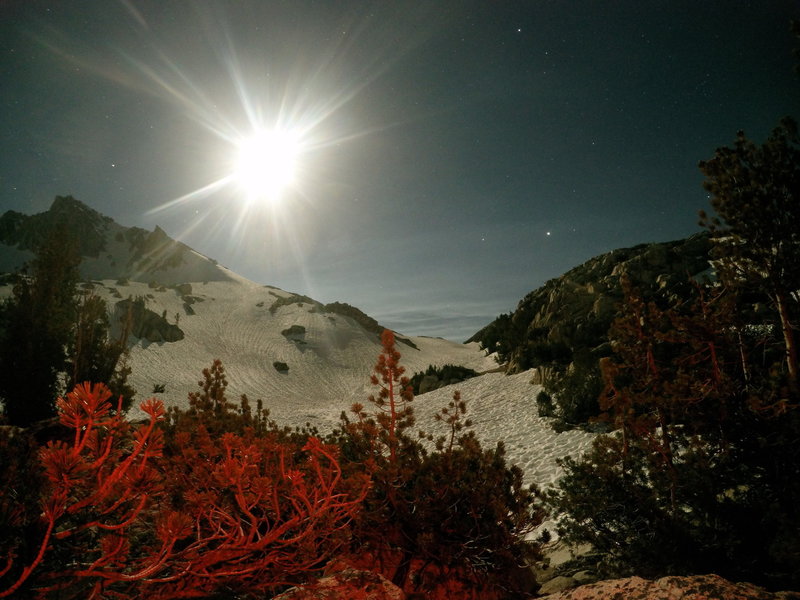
[{"left": 234, "top": 129, "right": 300, "bottom": 204}]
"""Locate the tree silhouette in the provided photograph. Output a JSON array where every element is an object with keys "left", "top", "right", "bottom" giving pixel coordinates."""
[
  {"left": 0, "top": 225, "right": 80, "bottom": 426},
  {"left": 699, "top": 117, "right": 800, "bottom": 395},
  {"left": 68, "top": 291, "right": 134, "bottom": 408}
]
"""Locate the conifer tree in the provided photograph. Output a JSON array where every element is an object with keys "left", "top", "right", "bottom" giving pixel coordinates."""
[
  {"left": 549, "top": 278, "right": 800, "bottom": 587},
  {"left": 699, "top": 118, "right": 800, "bottom": 394},
  {"left": 0, "top": 225, "right": 80, "bottom": 426},
  {"left": 0, "top": 222, "right": 134, "bottom": 424},
  {"left": 68, "top": 292, "right": 134, "bottom": 408},
  {"left": 334, "top": 330, "right": 542, "bottom": 598}
]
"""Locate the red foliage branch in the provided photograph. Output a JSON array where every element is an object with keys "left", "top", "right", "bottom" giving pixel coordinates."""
[
  {"left": 147, "top": 430, "right": 369, "bottom": 598},
  {"left": 1, "top": 381, "right": 369, "bottom": 600},
  {"left": 0, "top": 382, "right": 166, "bottom": 599}
]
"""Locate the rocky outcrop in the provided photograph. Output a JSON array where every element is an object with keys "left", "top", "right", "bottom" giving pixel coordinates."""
[
  {"left": 409, "top": 364, "right": 480, "bottom": 395},
  {"left": 418, "top": 374, "right": 440, "bottom": 394},
  {"left": 267, "top": 298, "right": 418, "bottom": 349},
  {"left": 282, "top": 325, "right": 307, "bottom": 343},
  {"left": 272, "top": 567, "right": 405, "bottom": 600},
  {"left": 115, "top": 298, "right": 184, "bottom": 344},
  {"left": 468, "top": 233, "right": 712, "bottom": 373},
  {"left": 323, "top": 302, "right": 418, "bottom": 350},
  {"left": 538, "top": 574, "right": 800, "bottom": 600}
]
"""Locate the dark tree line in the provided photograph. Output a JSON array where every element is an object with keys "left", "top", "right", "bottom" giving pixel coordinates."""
[{"left": 0, "top": 225, "right": 132, "bottom": 427}]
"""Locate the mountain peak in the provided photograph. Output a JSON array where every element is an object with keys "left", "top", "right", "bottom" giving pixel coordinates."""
[
  {"left": 49, "top": 195, "right": 106, "bottom": 220},
  {"left": 0, "top": 196, "right": 233, "bottom": 285}
]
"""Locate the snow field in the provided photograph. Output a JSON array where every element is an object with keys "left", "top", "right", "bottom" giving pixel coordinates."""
[
  {"left": 96, "top": 279, "right": 495, "bottom": 425},
  {"left": 412, "top": 371, "right": 596, "bottom": 490}
]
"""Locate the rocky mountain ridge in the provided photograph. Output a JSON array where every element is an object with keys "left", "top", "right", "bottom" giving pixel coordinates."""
[
  {"left": 0, "top": 196, "right": 234, "bottom": 285},
  {"left": 468, "top": 233, "right": 712, "bottom": 375}
]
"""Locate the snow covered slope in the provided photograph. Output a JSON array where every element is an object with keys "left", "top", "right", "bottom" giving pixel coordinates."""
[
  {"left": 414, "top": 371, "right": 595, "bottom": 489},
  {"left": 89, "top": 277, "right": 495, "bottom": 425}
]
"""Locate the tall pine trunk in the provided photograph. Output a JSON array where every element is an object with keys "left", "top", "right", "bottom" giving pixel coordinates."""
[{"left": 774, "top": 288, "right": 799, "bottom": 396}]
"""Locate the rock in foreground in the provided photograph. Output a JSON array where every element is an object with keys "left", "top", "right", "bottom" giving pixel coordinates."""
[
  {"left": 272, "top": 567, "right": 405, "bottom": 600},
  {"left": 539, "top": 574, "right": 800, "bottom": 600}
]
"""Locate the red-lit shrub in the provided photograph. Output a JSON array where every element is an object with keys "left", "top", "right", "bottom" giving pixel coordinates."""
[
  {"left": 140, "top": 359, "right": 368, "bottom": 598},
  {"left": 332, "top": 330, "right": 542, "bottom": 599},
  {"left": 1, "top": 372, "right": 369, "bottom": 599},
  {"left": 0, "top": 382, "right": 165, "bottom": 599},
  {"left": 153, "top": 407, "right": 369, "bottom": 597}
]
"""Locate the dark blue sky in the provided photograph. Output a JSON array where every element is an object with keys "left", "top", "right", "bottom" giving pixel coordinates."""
[{"left": 1, "top": 1, "right": 798, "bottom": 340}]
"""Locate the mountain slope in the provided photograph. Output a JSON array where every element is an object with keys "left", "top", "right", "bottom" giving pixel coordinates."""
[
  {"left": 89, "top": 278, "right": 495, "bottom": 427},
  {"left": 0, "top": 197, "right": 496, "bottom": 425},
  {"left": 468, "top": 233, "right": 712, "bottom": 374}
]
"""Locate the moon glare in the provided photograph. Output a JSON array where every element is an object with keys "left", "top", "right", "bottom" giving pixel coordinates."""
[{"left": 234, "top": 129, "right": 299, "bottom": 204}]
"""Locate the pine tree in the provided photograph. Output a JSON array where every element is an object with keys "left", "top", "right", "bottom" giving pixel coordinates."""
[
  {"left": 548, "top": 278, "right": 800, "bottom": 588},
  {"left": 699, "top": 117, "right": 800, "bottom": 395},
  {"left": 68, "top": 291, "right": 134, "bottom": 409},
  {"left": 333, "top": 330, "right": 542, "bottom": 598},
  {"left": 0, "top": 225, "right": 80, "bottom": 426},
  {"left": 0, "top": 221, "right": 134, "bottom": 425}
]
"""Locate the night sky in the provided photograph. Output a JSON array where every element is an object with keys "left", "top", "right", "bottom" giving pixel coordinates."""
[{"left": 1, "top": 1, "right": 798, "bottom": 341}]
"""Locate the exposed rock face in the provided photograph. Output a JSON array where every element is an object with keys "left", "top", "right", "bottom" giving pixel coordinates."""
[
  {"left": 266, "top": 297, "right": 417, "bottom": 349},
  {"left": 468, "top": 233, "right": 712, "bottom": 373},
  {"left": 418, "top": 374, "right": 440, "bottom": 394},
  {"left": 272, "top": 568, "right": 405, "bottom": 600},
  {"left": 282, "top": 324, "right": 307, "bottom": 343},
  {"left": 539, "top": 574, "right": 800, "bottom": 600},
  {"left": 409, "top": 364, "right": 480, "bottom": 395},
  {"left": 323, "top": 302, "right": 418, "bottom": 350},
  {"left": 115, "top": 298, "right": 184, "bottom": 343},
  {"left": 273, "top": 361, "right": 290, "bottom": 373}
]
